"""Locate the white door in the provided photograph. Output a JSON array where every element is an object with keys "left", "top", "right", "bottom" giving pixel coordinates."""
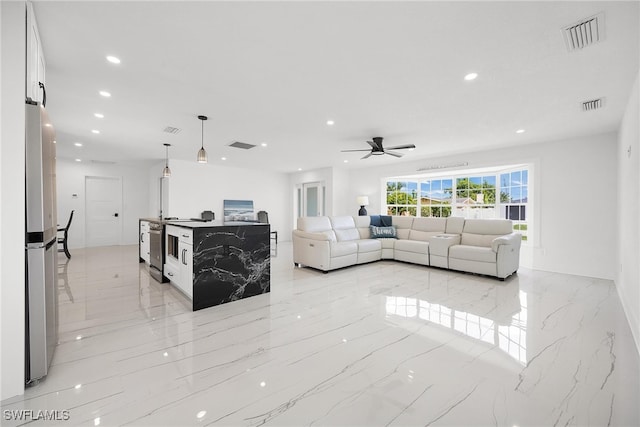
[
  {"left": 85, "top": 176, "right": 122, "bottom": 247},
  {"left": 302, "top": 182, "right": 325, "bottom": 217}
]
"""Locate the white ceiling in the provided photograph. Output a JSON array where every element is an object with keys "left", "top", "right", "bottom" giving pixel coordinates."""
[{"left": 34, "top": 1, "right": 639, "bottom": 173}]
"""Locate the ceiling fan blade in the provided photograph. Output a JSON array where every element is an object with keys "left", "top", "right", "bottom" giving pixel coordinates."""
[
  {"left": 385, "top": 151, "right": 404, "bottom": 158},
  {"left": 366, "top": 140, "right": 377, "bottom": 149},
  {"left": 361, "top": 152, "right": 372, "bottom": 159},
  {"left": 385, "top": 144, "right": 416, "bottom": 150},
  {"left": 341, "top": 149, "right": 373, "bottom": 152}
]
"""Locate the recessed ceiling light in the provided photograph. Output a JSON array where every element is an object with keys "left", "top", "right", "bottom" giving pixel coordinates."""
[
  {"left": 44, "top": 123, "right": 52, "bottom": 127},
  {"left": 259, "top": 381, "right": 266, "bottom": 387},
  {"left": 261, "top": 143, "right": 267, "bottom": 147},
  {"left": 53, "top": 140, "right": 56, "bottom": 144},
  {"left": 196, "top": 411, "right": 206, "bottom": 419},
  {"left": 94, "top": 113, "right": 104, "bottom": 119},
  {"left": 91, "top": 130, "right": 100, "bottom": 134},
  {"left": 464, "top": 72, "right": 478, "bottom": 81},
  {"left": 221, "top": 157, "right": 227, "bottom": 161},
  {"left": 75, "top": 159, "right": 82, "bottom": 162},
  {"left": 297, "top": 168, "right": 302, "bottom": 171},
  {"left": 99, "top": 91, "right": 111, "bottom": 97},
  {"left": 516, "top": 129, "right": 525, "bottom": 134},
  {"left": 74, "top": 142, "right": 83, "bottom": 147},
  {"left": 343, "top": 160, "right": 348, "bottom": 163},
  {"left": 106, "top": 55, "right": 121, "bottom": 64},
  {"left": 74, "top": 384, "right": 82, "bottom": 390},
  {"left": 326, "top": 120, "right": 335, "bottom": 126}
]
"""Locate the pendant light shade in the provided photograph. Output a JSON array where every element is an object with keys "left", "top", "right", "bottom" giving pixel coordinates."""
[
  {"left": 162, "top": 143, "right": 171, "bottom": 177},
  {"left": 197, "top": 115, "right": 208, "bottom": 163}
]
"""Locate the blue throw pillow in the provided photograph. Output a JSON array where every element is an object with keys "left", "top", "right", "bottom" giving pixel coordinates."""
[{"left": 370, "top": 225, "right": 397, "bottom": 239}]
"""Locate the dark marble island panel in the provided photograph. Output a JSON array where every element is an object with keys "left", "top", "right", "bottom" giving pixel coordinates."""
[{"left": 192, "top": 224, "right": 270, "bottom": 311}]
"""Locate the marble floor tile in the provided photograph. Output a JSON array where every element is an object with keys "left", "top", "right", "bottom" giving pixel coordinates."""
[{"left": 2, "top": 243, "right": 638, "bottom": 426}]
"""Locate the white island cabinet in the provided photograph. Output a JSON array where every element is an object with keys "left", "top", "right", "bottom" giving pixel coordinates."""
[
  {"left": 164, "top": 225, "right": 193, "bottom": 298},
  {"left": 139, "top": 221, "right": 150, "bottom": 264}
]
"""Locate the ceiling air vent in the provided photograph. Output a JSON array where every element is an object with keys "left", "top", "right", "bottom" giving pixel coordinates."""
[
  {"left": 228, "top": 141, "right": 256, "bottom": 150},
  {"left": 582, "top": 98, "right": 604, "bottom": 111},
  {"left": 563, "top": 13, "right": 604, "bottom": 52},
  {"left": 163, "top": 126, "right": 181, "bottom": 134}
]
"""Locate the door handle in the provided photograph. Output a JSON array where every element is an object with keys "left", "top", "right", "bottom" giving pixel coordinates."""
[
  {"left": 114, "top": 213, "right": 119, "bottom": 217},
  {"left": 182, "top": 248, "right": 187, "bottom": 264}
]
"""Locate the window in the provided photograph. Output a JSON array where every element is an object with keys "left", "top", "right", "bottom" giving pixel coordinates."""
[
  {"left": 384, "top": 165, "right": 530, "bottom": 242},
  {"left": 386, "top": 181, "right": 417, "bottom": 216},
  {"left": 500, "top": 170, "right": 528, "bottom": 240},
  {"left": 420, "top": 179, "right": 452, "bottom": 217}
]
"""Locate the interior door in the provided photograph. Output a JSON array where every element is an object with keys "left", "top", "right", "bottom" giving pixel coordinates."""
[
  {"left": 85, "top": 176, "right": 122, "bottom": 247},
  {"left": 302, "top": 182, "right": 325, "bottom": 217}
]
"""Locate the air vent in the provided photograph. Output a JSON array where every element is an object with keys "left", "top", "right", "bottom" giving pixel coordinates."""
[
  {"left": 228, "top": 141, "right": 256, "bottom": 150},
  {"left": 163, "top": 126, "right": 181, "bottom": 134},
  {"left": 582, "top": 98, "right": 604, "bottom": 111},
  {"left": 563, "top": 13, "right": 604, "bottom": 52}
]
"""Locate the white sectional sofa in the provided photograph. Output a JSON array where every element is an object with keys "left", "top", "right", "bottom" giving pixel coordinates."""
[{"left": 292, "top": 215, "right": 521, "bottom": 280}]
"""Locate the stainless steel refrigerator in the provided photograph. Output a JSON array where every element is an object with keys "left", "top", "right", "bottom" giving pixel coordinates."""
[{"left": 25, "top": 100, "right": 58, "bottom": 384}]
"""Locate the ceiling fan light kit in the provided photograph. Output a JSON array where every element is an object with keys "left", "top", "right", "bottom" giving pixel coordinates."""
[
  {"left": 197, "top": 115, "right": 208, "bottom": 163},
  {"left": 342, "top": 136, "right": 416, "bottom": 160}
]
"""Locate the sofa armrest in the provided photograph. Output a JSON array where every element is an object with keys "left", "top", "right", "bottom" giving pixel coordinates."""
[
  {"left": 293, "top": 229, "right": 331, "bottom": 241},
  {"left": 491, "top": 233, "right": 522, "bottom": 252}
]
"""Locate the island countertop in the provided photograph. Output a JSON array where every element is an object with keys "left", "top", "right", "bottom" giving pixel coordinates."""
[{"left": 164, "top": 220, "right": 267, "bottom": 228}]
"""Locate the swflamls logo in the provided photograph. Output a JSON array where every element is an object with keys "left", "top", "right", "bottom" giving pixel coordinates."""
[{"left": 3, "top": 409, "right": 70, "bottom": 421}]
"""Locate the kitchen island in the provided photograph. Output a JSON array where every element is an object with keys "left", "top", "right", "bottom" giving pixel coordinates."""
[{"left": 163, "top": 220, "right": 270, "bottom": 311}]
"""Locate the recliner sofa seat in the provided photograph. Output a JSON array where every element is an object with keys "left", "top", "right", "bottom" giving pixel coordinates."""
[{"left": 292, "top": 215, "right": 521, "bottom": 279}]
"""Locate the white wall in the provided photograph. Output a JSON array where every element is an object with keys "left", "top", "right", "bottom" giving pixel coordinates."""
[
  {"left": 161, "top": 159, "right": 291, "bottom": 241},
  {"left": 616, "top": 71, "right": 640, "bottom": 354},
  {"left": 56, "top": 159, "right": 153, "bottom": 248},
  {"left": 0, "top": 0, "right": 27, "bottom": 401},
  {"left": 347, "top": 132, "right": 618, "bottom": 280}
]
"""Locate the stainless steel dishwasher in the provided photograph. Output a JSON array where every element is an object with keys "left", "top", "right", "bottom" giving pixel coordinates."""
[{"left": 148, "top": 221, "right": 167, "bottom": 283}]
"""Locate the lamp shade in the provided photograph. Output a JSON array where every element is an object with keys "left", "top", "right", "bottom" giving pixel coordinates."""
[
  {"left": 356, "top": 196, "right": 369, "bottom": 206},
  {"left": 197, "top": 147, "right": 208, "bottom": 163},
  {"left": 197, "top": 115, "right": 208, "bottom": 163}
]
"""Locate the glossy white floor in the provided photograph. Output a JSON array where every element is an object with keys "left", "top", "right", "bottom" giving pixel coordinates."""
[{"left": 2, "top": 243, "right": 639, "bottom": 426}]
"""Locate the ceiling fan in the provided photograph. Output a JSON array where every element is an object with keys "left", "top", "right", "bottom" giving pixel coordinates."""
[{"left": 341, "top": 136, "right": 416, "bottom": 159}]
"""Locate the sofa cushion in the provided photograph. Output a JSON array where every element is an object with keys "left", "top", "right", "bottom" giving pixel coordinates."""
[
  {"left": 330, "top": 216, "right": 356, "bottom": 230},
  {"left": 460, "top": 219, "right": 513, "bottom": 247},
  {"left": 354, "top": 216, "right": 372, "bottom": 239},
  {"left": 392, "top": 216, "right": 414, "bottom": 239},
  {"left": 461, "top": 233, "right": 498, "bottom": 247},
  {"left": 330, "top": 241, "right": 358, "bottom": 257},
  {"left": 463, "top": 219, "right": 512, "bottom": 235},
  {"left": 321, "top": 230, "right": 338, "bottom": 242},
  {"left": 330, "top": 216, "right": 360, "bottom": 241},
  {"left": 379, "top": 238, "right": 396, "bottom": 249},
  {"left": 394, "top": 239, "right": 429, "bottom": 254},
  {"left": 298, "top": 216, "right": 332, "bottom": 233},
  {"left": 370, "top": 225, "right": 397, "bottom": 239},
  {"left": 445, "top": 217, "right": 465, "bottom": 234},
  {"left": 412, "top": 217, "right": 447, "bottom": 232},
  {"left": 357, "top": 239, "right": 382, "bottom": 253},
  {"left": 449, "top": 245, "right": 496, "bottom": 263}
]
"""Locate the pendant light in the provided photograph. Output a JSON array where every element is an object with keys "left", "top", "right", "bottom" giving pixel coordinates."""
[
  {"left": 162, "top": 143, "right": 171, "bottom": 177},
  {"left": 197, "top": 115, "right": 208, "bottom": 163}
]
